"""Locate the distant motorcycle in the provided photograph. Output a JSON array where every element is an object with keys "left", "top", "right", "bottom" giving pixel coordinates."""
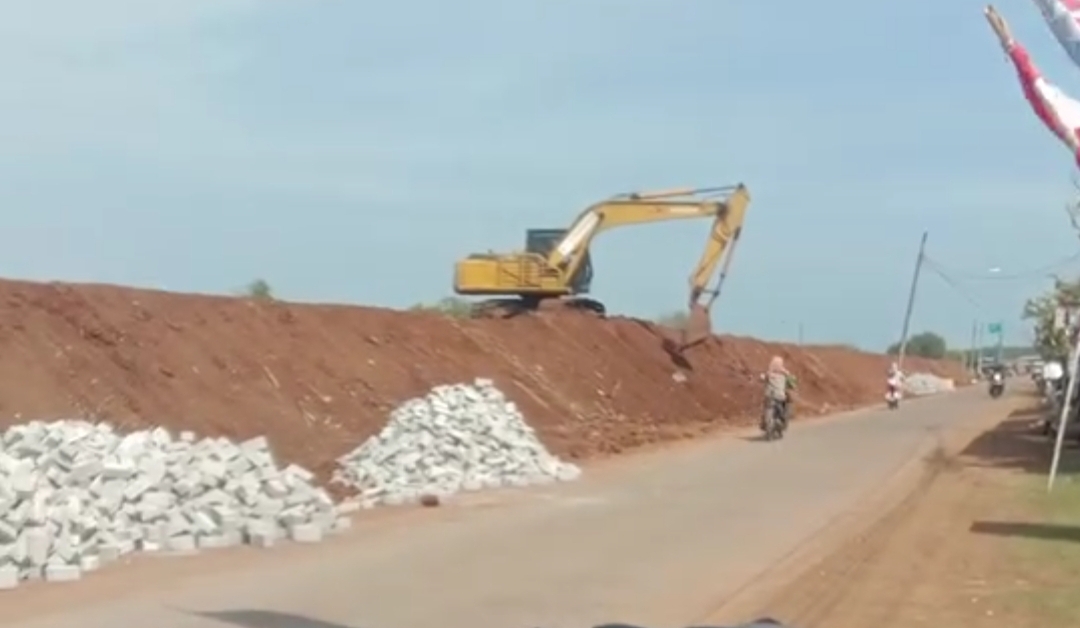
[
  {"left": 989, "top": 371, "right": 1005, "bottom": 399},
  {"left": 883, "top": 372, "right": 903, "bottom": 410},
  {"left": 758, "top": 373, "right": 793, "bottom": 441},
  {"left": 885, "top": 387, "right": 901, "bottom": 410},
  {"left": 762, "top": 397, "right": 787, "bottom": 441}
]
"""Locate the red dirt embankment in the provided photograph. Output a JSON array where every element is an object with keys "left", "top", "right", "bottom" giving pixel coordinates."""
[{"left": 0, "top": 279, "right": 965, "bottom": 480}]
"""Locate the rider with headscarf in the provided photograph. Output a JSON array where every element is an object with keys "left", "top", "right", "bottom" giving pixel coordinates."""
[
  {"left": 887, "top": 361, "right": 903, "bottom": 388},
  {"left": 765, "top": 355, "right": 793, "bottom": 410}
]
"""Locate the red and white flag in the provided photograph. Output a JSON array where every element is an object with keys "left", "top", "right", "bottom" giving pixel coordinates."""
[
  {"left": 986, "top": 5, "right": 1080, "bottom": 168},
  {"left": 1032, "top": 0, "right": 1080, "bottom": 69}
]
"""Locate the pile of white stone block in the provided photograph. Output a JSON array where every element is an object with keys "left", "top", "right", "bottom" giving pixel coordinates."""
[
  {"left": 0, "top": 379, "right": 580, "bottom": 589},
  {"left": 332, "top": 378, "right": 581, "bottom": 507},
  {"left": 0, "top": 421, "right": 352, "bottom": 589},
  {"left": 903, "top": 372, "right": 956, "bottom": 397}
]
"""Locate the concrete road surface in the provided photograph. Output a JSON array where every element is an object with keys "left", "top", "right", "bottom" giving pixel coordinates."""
[{"left": 5, "top": 386, "right": 1007, "bottom": 628}]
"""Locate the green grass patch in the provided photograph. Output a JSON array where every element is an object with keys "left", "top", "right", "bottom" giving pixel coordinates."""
[{"left": 993, "top": 466, "right": 1080, "bottom": 625}]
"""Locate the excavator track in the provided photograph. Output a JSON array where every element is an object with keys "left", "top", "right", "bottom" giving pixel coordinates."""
[
  {"left": 558, "top": 297, "right": 607, "bottom": 316},
  {"left": 470, "top": 297, "right": 607, "bottom": 320},
  {"left": 470, "top": 299, "right": 529, "bottom": 319}
]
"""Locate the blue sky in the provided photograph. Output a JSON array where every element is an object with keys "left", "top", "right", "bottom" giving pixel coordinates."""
[{"left": 3, "top": 0, "right": 1080, "bottom": 350}]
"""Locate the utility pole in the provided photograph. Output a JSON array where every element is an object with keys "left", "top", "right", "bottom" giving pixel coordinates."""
[
  {"left": 896, "top": 231, "right": 929, "bottom": 371},
  {"left": 798, "top": 322, "right": 804, "bottom": 345},
  {"left": 975, "top": 323, "right": 985, "bottom": 376},
  {"left": 968, "top": 319, "right": 978, "bottom": 374},
  {"left": 1049, "top": 331, "right": 1080, "bottom": 492},
  {"left": 1049, "top": 308, "right": 1080, "bottom": 491}
]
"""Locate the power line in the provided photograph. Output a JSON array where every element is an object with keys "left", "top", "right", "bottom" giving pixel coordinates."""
[
  {"left": 925, "top": 250, "right": 1080, "bottom": 282},
  {"left": 921, "top": 256, "right": 988, "bottom": 311}
]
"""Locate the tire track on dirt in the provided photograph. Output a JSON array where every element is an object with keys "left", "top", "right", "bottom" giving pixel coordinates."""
[
  {"left": 749, "top": 414, "right": 1010, "bottom": 627},
  {"left": 777, "top": 455, "right": 977, "bottom": 626},
  {"left": 756, "top": 452, "right": 947, "bottom": 625}
]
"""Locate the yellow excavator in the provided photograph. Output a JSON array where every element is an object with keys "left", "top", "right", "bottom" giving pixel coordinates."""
[{"left": 452, "top": 184, "right": 750, "bottom": 350}]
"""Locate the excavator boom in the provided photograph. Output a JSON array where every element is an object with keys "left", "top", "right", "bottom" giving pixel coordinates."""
[
  {"left": 682, "top": 184, "right": 749, "bottom": 348},
  {"left": 452, "top": 183, "right": 751, "bottom": 348}
]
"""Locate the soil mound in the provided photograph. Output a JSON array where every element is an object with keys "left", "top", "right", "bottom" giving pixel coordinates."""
[{"left": 0, "top": 279, "right": 965, "bottom": 481}]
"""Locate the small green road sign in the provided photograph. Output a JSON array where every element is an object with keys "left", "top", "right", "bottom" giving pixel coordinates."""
[{"left": 988, "top": 322, "right": 1003, "bottom": 334}]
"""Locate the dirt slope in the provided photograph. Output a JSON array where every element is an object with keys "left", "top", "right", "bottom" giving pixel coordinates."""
[{"left": 0, "top": 279, "right": 964, "bottom": 480}]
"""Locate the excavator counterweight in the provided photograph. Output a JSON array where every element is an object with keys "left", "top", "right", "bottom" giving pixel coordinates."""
[{"left": 452, "top": 183, "right": 750, "bottom": 350}]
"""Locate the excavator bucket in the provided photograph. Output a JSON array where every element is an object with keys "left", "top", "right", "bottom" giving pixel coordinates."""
[{"left": 680, "top": 303, "right": 713, "bottom": 349}]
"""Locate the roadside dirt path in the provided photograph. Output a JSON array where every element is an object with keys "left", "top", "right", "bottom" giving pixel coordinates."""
[
  {"left": 3, "top": 388, "right": 1001, "bottom": 628},
  {"left": 721, "top": 389, "right": 1077, "bottom": 628}
]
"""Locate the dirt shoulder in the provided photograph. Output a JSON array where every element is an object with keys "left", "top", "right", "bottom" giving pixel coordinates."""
[
  {"left": 716, "top": 393, "right": 1080, "bottom": 628},
  {"left": 0, "top": 389, "right": 985, "bottom": 628}
]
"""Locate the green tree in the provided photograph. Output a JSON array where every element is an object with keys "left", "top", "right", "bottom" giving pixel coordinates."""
[
  {"left": 886, "top": 331, "right": 947, "bottom": 359},
  {"left": 408, "top": 296, "right": 473, "bottom": 318},
  {"left": 656, "top": 311, "right": 689, "bottom": 330},
  {"left": 1023, "top": 276, "right": 1080, "bottom": 360},
  {"left": 244, "top": 279, "right": 274, "bottom": 300}
]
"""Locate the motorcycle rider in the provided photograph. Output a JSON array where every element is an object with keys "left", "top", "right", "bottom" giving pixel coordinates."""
[
  {"left": 1043, "top": 359, "right": 1064, "bottom": 392},
  {"left": 763, "top": 356, "right": 794, "bottom": 428},
  {"left": 886, "top": 362, "right": 904, "bottom": 401},
  {"left": 989, "top": 363, "right": 1006, "bottom": 394},
  {"left": 1039, "top": 359, "right": 1066, "bottom": 434}
]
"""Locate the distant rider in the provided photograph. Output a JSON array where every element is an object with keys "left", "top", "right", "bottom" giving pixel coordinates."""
[
  {"left": 990, "top": 364, "right": 1005, "bottom": 387},
  {"left": 1043, "top": 359, "right": 1064, "bottom": 391},
  {"left": 887, "top": 362, "right": 903, "bottom": 391},
  {"left": 764, "top": 356, "right": 794, "bottom": 427}
]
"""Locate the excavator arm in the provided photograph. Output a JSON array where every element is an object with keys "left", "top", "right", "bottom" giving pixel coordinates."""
[
  {"left": 546, "top": 185, "right": 743, "bottom": 278},
  {"left": 683, "top": 184, "right": 748, "bottom": 347},
  {"left": 452, "top": 183, "right": 751, "bottom": 349},
  {"left": 547, "top": 184, "right": 749, "bottom": 347}
]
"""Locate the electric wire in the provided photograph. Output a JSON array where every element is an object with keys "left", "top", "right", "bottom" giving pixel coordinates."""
[
  {"left": 920, "top": 255, "right": 989, "bottom": 311},
  {"left": 918, "top": 251, "right": 1076, "bottom": 349},
  {"left": 923, "top": 250, "right": 1080, "bottom": 282}
]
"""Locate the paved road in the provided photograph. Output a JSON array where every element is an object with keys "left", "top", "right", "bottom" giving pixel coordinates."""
[{"left": 7, "top": 386, "right": 1006, "bottom": 628}]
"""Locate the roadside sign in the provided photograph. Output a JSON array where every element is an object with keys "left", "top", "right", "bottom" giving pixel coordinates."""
[{"left": 988, "top": 322, "right": 1003, "bottom": 335}]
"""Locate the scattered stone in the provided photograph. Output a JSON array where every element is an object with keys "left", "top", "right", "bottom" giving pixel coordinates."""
[
  {"left": 43, "top": 563, "right": 80, "bottom": 583},
  {"left": 332, "top": 378, "right": 582, "bottom": 507},
  {"left": 0, "top": 380, "right": 576, "bottom": 588},
  {"left": 904, "top": 373, "right": 956, "bottom": 396},
  {"left": 0, "top": 565, "right": 17, "bottom": 590},
  {"left": 0, "top": 421, "right": 354, "bottom": 587},
  {"left": 288, "top": 522, "right": 323, "bottom": 543}
]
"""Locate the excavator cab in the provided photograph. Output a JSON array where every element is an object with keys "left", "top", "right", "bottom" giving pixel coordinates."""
[{"left": 525, "top": 229, "right": 594, "bottom": 295}]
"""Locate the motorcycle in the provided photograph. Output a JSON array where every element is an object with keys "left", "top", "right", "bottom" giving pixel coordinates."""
[
  {"left": 885, "top": 387, "right": 901, "bottom": 410},
  {"left": 885, "top": 369, "right": 902, "bottom": 408},
  {"left": 762, "top": 397, "right": 787, "bottom": 441},
  {"left": 989, "top": 371, "right": 1005, "bottom": 399},
  {"left": 758, "top": 373, "right": 792, "bottom": 441}
]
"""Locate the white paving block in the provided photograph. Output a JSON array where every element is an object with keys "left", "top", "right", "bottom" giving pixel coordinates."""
[
  {"left": 43, "top": 563, "right": 80, "bottom": 583},
  {"left": 0, "top": 420, "right": 348, "bottom": 589},
  {"left": 903, "top": 372, "right": 956, "bottom": 396},
  {"left": 288, "top": 523, "right": 323, "bottom": 543},
  {"left": 79, "top": 554, "right": 100, "bottom": 572},
  {"left": 0, "top": 565, "right": 17, "bottom": 589},
  {"left": 165, "top": 534, "right": 197, "bottom": 554},
  {"left": 0, "top": 379, "right": 575, "bottom": 589},
  {"left": 332, "top": 378, "right": 581, "bottom": 506}
]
